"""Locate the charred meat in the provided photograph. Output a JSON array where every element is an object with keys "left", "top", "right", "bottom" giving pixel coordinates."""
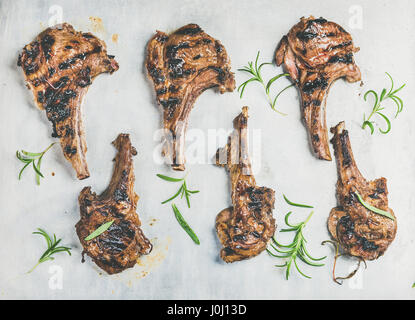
[
  {"left": 328, "top": 122, "right": 396, "bottom": 260},
  {"left": 17, "top": 23, "right": 119, "bottom": 179},
  {"left": 75, "top": 134, "right": 152, "bottom": 274},
  {"left": 275, "top": 16, "right": 361, "bottom": 160},
  {"left": 215, "top": 107, "right": 276, "bottom": 262},
  {"left": 146, "top": 23, "right": 235, "bottom": 170}
]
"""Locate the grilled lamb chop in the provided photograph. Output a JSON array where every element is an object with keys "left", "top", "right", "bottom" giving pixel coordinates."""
[
  {"left": 17, "top": 23, "right": 119, "bottom": 179},
  {"left": 215, "top": 107, "right": 276, "bottom": 262},
  {"left": 75, "top": 134, "right": 152, "bottom": 274},
  {"left": 328, "top": 122, "right": 397, "bottom": 260},
  {"left": 275, "top": 16, "right": 361, "bottom": 161},
  {"left": 146, "top": 23, "right": 235, "bottom": 170}
]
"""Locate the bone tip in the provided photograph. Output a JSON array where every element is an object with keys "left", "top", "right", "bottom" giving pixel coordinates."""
[
  {"left": 172, "top": 164, "right": 185, "bottom": 171},
  {"left": 330, "top": 121, "right": 346, "bottom": 135},
  {"left": 77, "top": 172, "right": 90, "bottom": 180},
  {"left": 241, "top": 106, "right": 249, "bottom": 117},
  {"left": 318, "top": 153, "right": 332, "bottom": 161}
]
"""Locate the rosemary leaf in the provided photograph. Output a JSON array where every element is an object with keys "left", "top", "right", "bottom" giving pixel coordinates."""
[
  {"left": 156, "top": 173, "right": 183, "bottom": 182},
  {"left": 85, "top": 220, "right": 115, "bottom": 241},
  {"left": 161, "top": 185, "right": 183, "bottom": 204},
  {"left": 172, "top": 204, "right": 200, "bottom": 245},
  {"left": 283, "top": 194, "right": 313, "bottom": 208},
  {"left": 355, "top": 191, "right": 395, "bottom": 220}
]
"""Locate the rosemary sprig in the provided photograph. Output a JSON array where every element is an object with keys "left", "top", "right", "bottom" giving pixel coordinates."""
[
  {"left": 84, "top": 220, "right": 115, "bottom": 241},
  {"left": 238, "top": 51, "right": 294, "bottom": 116},
  {"left": 16, "top": 142, "right": 55, "bottom": 185},
  {"left": 283, "top": 194, "right": 314, "bottom": 208},
  {"left": 355, "top": 191, "right": 395, "bottom": 220},
  {"left": 157, "top": 173, "right": 200, "bottom": 244},
  {"left": 172, "top": 204, "right": 200, "bottom": 245},
  {"left": 362, "top": 72, "right": 405, "bottom": 134},
  {"left": 28, "top": 228, "right": 72, "bottom": 273},
  {"left": 267, "top": 211, "right": 326, "bottom": 279},
  {"left": 156, "top": 173, "right": 199, "bottom": 208}
]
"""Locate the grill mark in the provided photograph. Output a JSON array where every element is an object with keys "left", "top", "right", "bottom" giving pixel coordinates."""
[
  {"left": 232, "top": 234, "right": 246, "bottom": 242},
  {"left": 306, "top": 17, "right": 328, "bottom": 26},
  {"left": 328, "top": 52, "right": 353, "bottom": 64},
  {"left": 251, "top": 231, "right": 261, "bottom": 238},
  {"left": 159, "top": 98, "right": 181, "bottom": 120},
  {"left": 296, "top": 31, "right": 317, "bottom": 41},
  {"left": 64, "top": 145, "right": 77, "bottom": 156},
  {"left": 65, "top": 125, "right": 74, "bottom": 137},
  {"left": 168, "top": 57, "right": 186, "bottom": 78},
  {"left": 339, "top": 215, "right": 354, "bottom": 240},
  {"left": 339, "top": 131, "right": 352, "bottom": 166},
  {"left": 358, "top": 237, "right": 379, "bottom": 251},
  {"left": 147, "top": 63, "right": 165, "bottom": 84},
  {"left": 207, "top": 66, "right": 226, "bottom": 83},
  {"left": 369, "top": 193, "right": 380, "bottom": 199},
  {"left": 156, "top": 34, "right": 168, "bottom": 43},
  {"left": 223, "top": 247, "right": 235, "bottom": 256},
  {"left": 169, "top": 85, "right": 179, "bottom": 93},
  {"left": 166, "top": 42, "right": 190, "bottom": 59},
  {"left": 302, "top": 76, "right": 328, "bottom": 94},
  {"left": 156, "top": 87, "right": 167, "bottom": 95},
  {"left": 175, "top": 25, "right": 202, "bottom": 35},
  {"left": 338, "top": 215, "right": 379, "bottom": 251},
  {"left": 82, "top": 33, "right": 94, "bottom": 39},
  {"left": 32, "top": 79, "right": 41, "bottom": 88},
  {"left": 77, "top": 67, "right": 91, "bottom": 87},
  {"left": 40, "top": 34, "right": 55, "bottom": 60},
  {"left": 113, "top": 188, "right": 129, "bottom": 202},
  {"left": 331, "top": 41, "right": 352, "bottom": 50},
  {"left": 48, "top": 67, "right": 56, "bottom": 77},
  {"left": 214, "top": 41, "right": 223, "bottom": 53}
]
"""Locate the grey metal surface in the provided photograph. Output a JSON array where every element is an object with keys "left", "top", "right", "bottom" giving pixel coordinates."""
[{"left": 0, "top": 0, "right": 414, "bottom": 299}]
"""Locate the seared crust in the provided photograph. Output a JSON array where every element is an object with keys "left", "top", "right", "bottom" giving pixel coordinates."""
[
  {"left": 17, "top": 23, "right": 119, "bottom": 179},
  {"left": 146, "top": 23, "right": 235, "bottom": 170},
  {"left": 329, "top": 122, "right": 397, "bottom": 260},
  {"left": 75, "top": 134, "right": 152, "bottom": 274},
  {"left": 215, "top": 107, "right": 276, "bottom": 262},
  {"left": 275, "top": 16, "right": 361, "bottom": 161}
]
